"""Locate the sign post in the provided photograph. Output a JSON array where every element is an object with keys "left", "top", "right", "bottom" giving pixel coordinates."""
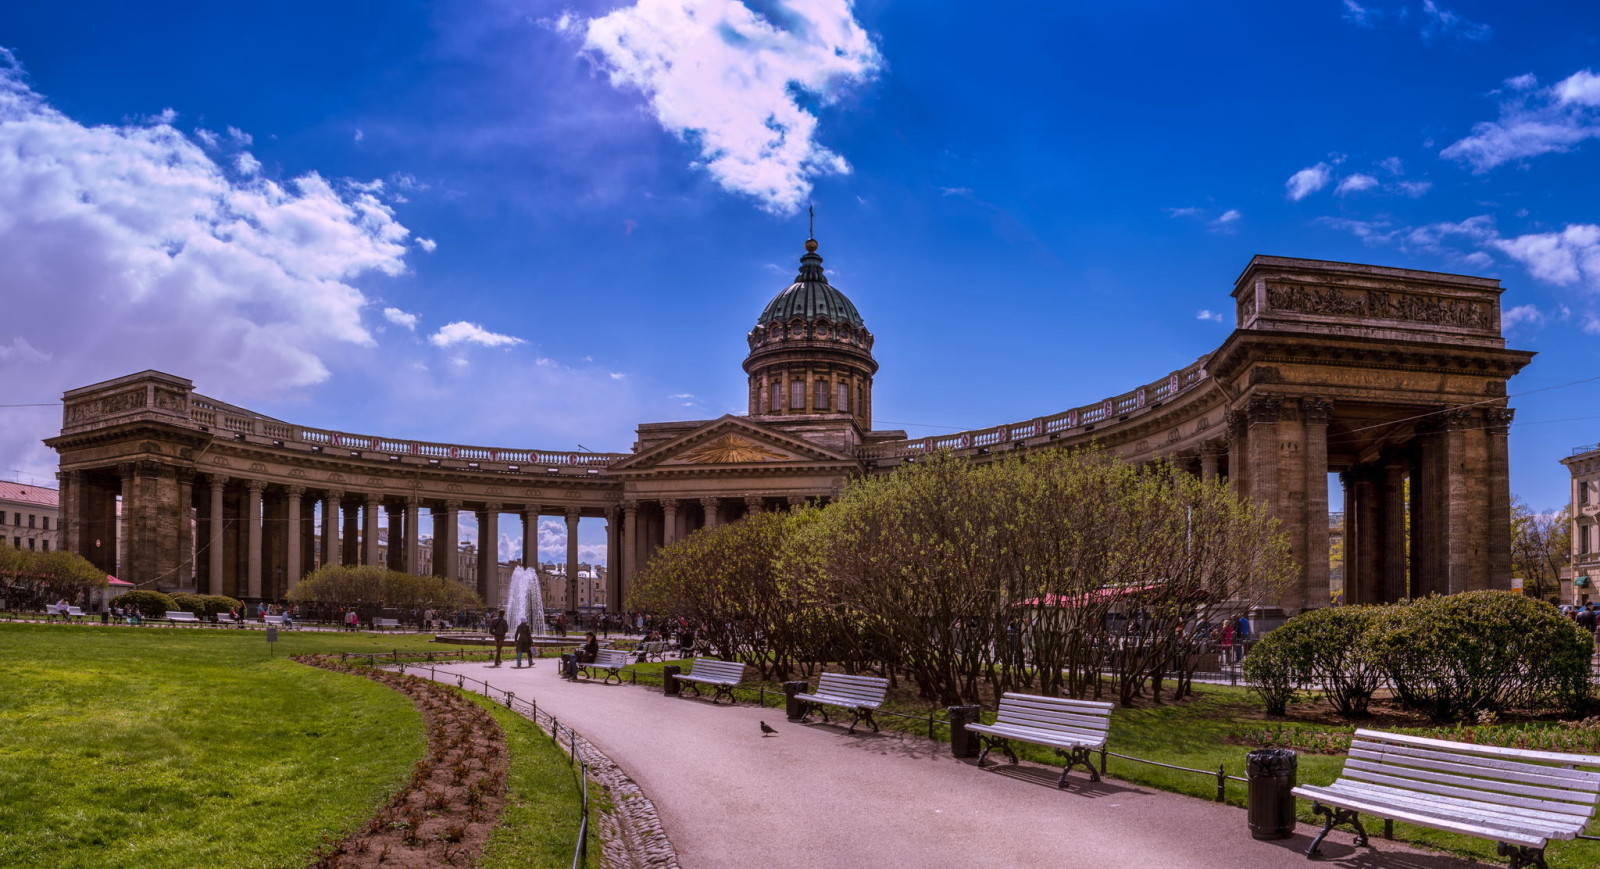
[{"left": 266, "top": 625, "right": 279, "bottom": 657}]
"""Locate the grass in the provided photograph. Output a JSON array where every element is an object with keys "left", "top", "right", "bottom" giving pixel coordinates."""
[
  {"left": 0, "top": 623, "right": 458, "bottom": 868},
  {"left": 469, "top": 694, "right": 591, "bottom": 869}
]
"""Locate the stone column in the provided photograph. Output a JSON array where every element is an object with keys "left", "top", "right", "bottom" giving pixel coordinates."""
[
  {"left": 261, "top": 488, "right": 286, "bottom": 600},
  {"left": 521, "top": 508, "right": 539, "bottom": 568},
  {"left": 1301, "top": 399, "right": 1331, "bottom": 611},
  {"left": 342, "top": 503, "right": 360, "bottom": 565},
  {"left": 208, "top": 474, "right": 228, "bottom": 596},
  {"left": 622, "top": 499, "right": 639, "bottom": 598},
  {"left": 605, "top": 506, "right": 622, "bottom": 612},
  {"left": 1226, "top": 410, "right": 1248, "bottom": 493},
  {"left": 700, "top": 497, "right": 721, "bottom": 529},
  {"left": 1347, "top": 467, "right": 1380, "bottom": 605},
  {"left": 385, "top": 503, "right": 403, "bottom": 571},
  {"left": 1410, "top": 420, "right": 1446, "bottom": 597},
  {"left": 56, "top": 469, "right": 82, "bottom": 559},
  {"left": 404, "top": 496, "right": 422, "bottom": 574},
  {"left": 1199, "top": 448, "right": 1219, "bottom": 481},
  {"left": 363, "top": 495, "right": 381, "bottom": 567},
  {"left": 745, "top": 495, "right": 764, "bottom": 515},
  {"left": 1444, "top": 409, "right": 1490, "bottom": 593},
  {"left": 565, "top": 508, "right": 581, "bottom": 612},
  {"left": 245, "top": 479, "right": 265, "bottom": 601},
  {"left": 661, "top": 499, "right": 680, "bottom": 545},
  {"left": 173, "top": 468, "right": 195, "bottom": 588},
  {"left": 1485, "top": 408, "right": 1515, "bottom": 590},
  {"left": 285, "top": 486, "right": 305, "bottom": 591},
  {"left": 478, "top": 504, "right": 501, "bottom": 607},
  {"left": 436, "top": 502, "right": 461, "bottom": 582},
  {"left": 1382, "top": 457, "right": 1408, "bottom": 602},
  {"left": 322, "top": 490, "right": 343, "bottom": 568},
  {"left": 1244, "top": 397, "right": 1286, "bottom": 605}
]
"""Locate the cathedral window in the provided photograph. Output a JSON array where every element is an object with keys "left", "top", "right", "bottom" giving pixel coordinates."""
[
  {"left": 838, "top": 382, "right": 849, "bottom": 412},
  {"left": 815, "top": 380, "right": 829, "bottom": 410},
  {"left": 790, "top": 380, "right": 804, "bottom": 411}
]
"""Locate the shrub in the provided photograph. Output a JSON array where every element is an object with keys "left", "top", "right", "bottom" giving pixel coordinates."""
[
  {"left": 110, "top": 590, "right": 178, "bottom": 619},
  {"left": 1286, "top": 606, "right": 1384, "bottom": 717},
  {"left": 1367, "top": 592, "right": 1591, "bottom": 722},
  {"left": 1242, "top": 624, "right": 1308, "bottom": 716},
  {"left": 198, "top": 594, "right": 243, "bottom": 617}
]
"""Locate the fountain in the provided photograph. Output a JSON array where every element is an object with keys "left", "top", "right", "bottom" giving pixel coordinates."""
[{"left": 504, "top": 565, "right": 548, "bottom": 637}]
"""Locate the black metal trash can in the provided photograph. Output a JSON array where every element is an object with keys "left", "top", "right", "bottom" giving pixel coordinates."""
[
  {"left": 1246, "top": 748, "right": 1298, "bottom": 840},
  {"left": 784, "top": 681, "right": 809, "bottom": 721},
  {"left": 948, "top": 705, "right": 981, "bottom": 758},
  {"left": 663, "top": 664, "right": 682, "bottom": 696}
]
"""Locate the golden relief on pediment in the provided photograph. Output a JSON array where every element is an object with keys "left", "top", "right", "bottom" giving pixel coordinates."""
[{"left": 677, "top": 434, "right": 789, "bottom": 464}]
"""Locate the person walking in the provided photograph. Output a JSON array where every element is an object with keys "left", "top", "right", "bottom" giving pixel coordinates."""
[
  {"left": 490, "top": 610, "right": 510, "bottom": 667},
  {"left": 514, "top": 619, "right": 533, "bottom": 669}
]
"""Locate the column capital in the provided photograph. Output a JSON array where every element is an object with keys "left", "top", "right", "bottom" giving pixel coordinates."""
[
  {"left": 605, "top": 505, "right": 618, "bottom": 521},
  {"left": 659, "top": 498, "right": 679, "bottom": 510},
  {"left": 1246, "top": 394, "right": 1280, "bottom": 425},
  {"left": 325, "top": 488, "right": 343, "bottom": 501},
  {"left": 744, "top": 495, "right": 764, "bottom": 509},
  {"left": 285, "top": 484, "right": 306, "bottom": 497},
  {"left": 565, "top": 506, "right": 581, "bottom": 522},
  {"left": 1225, "top": 409, "right": 1247, "bottom": 441},
  {"left": 246, "top": 478, "right": 267, "bottom": 494},
  {"left": 698, "top": 496, "right": 719, "bottom": 510},
  {"left": 405, "top": 494, "right": 423, "bottom": 507},
  {"left": 1300, "top": 397, "right": 1333, "bottom": 426},
  {"left": 622, "top": 499, "right": 639, "bottom": 513},
  {"left": 209, "top": 473, "right": 230, "bottom": 489},
  {"left": 364, "top": 491, "right": 382, "bottom": 505},
  {"left": 1444, "top": 406, "right": 1475, "bottom": 431},
  {"left": 57, "top": 468, "right": 85, "bottom": 483},
  {"left": 175, "top": 467, "right": 197, "bottom": 484},
  {"left": 1485, "top": 407, "right": 1515, "bottom": 434},
  {"left": 443, "top": 500, "right": 462, "bottom": 511},
  {"left": 481, "top": 502, "right": 502, "bottom": 513}
]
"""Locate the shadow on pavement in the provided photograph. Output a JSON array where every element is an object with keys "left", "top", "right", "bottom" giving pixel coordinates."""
[
  {"left": 1254, "top": 833, "right": 1482, "bottom": 868},
  {"left": 967, "top": 760, "right": 1145, "bottom": 798}
]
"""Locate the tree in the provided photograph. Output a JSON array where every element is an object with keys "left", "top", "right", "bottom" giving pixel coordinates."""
[
  {"left": 0, "top": 542, "right": 106, "bottom": 610},
  {"left": 1511, "top": 497, "right": 1571, "bottom": 602},
  {"left": 286, "top": 565, "right": 481, "bottom": 611}
]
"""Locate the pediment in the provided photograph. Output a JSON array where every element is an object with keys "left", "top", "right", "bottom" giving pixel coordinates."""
[{"left": 612, "top": 416, "right": 856, "bottom": 472}]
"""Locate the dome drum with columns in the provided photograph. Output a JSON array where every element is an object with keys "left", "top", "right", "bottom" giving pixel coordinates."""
[{"left": 743, "top": 237, "right": 877, "bottom": 430}]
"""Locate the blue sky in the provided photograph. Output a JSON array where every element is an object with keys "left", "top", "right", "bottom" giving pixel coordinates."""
[{"left": 2, "top": 0, "right": 1599, "bottom": 565}]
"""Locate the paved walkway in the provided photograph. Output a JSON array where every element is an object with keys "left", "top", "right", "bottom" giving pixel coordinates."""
[{"left": 425, "top": 662, "right": 1482, "bottom": 869}]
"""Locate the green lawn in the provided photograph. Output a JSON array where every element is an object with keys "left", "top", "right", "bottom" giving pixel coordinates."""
[
  {"left": 471, "top": 694, "right": 592, "bottom": 869},
  {"left": 0, "top": 623, "right": 452, "bottom": 868}
]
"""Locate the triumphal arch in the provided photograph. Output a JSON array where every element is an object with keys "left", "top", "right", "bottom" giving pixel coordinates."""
[{"left": 48, "top": 239, "right": 1533, "bottom": 614}]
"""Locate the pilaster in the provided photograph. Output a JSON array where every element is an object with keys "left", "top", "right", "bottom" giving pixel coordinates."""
[{"left": 565, "top": 507, "right": 581, "bottom": 612}]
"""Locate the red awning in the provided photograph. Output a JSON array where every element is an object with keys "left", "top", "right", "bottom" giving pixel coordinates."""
[
  {"left": 106, "top": 575, "right": 134, "bottom": 587},
  {"left": 1017, "top": 583, "right": 1208, "bottom": 608}
]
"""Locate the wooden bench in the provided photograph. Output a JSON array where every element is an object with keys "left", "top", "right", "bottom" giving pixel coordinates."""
[
  {"left": 164, "top": 611, "right": 200, "bottom": 624},
  {"left": 638, "top": 640, "right": 670, "bottom": 662},
  {"left": 47, "top": 604, "right": 87, "bottom": 620},
  {"left": 375, "top": 617, "right": 400, "bottom": 630},
  {"left": 794, "top": 672, "right": 889, "bottom": 734},
  {"left": 1293, "top": 728, "right": 1600, "bottom": 868},
  {"left": 674, "top": 659, "right": 746, "bottom": 704},
  {"left": 963, "top": 692, "right": 1114, "bottom": 789},
  {"left": 576, "top": 649, "right": 633, "bottom": 685}
]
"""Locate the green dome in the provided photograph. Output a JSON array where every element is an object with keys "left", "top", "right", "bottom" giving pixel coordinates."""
[{"left": 756, "top": 243, "right": 865, "bottom": 329}]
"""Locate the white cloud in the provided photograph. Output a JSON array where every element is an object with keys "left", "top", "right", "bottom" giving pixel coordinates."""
[
  {"left": 1379, "top": 156, "right": 1404, "bottom": 175},
  {"left": 1335, "top": 173, "right": 1379, "bottom": 195},
  {"left": 383, "top": 307, "right": 419, "bottom": 330},
  {"left": 1492, "top": 224, "right": 1600, "bottom": 287},
  {"left": 194, "top": 128, "right": 219, "bottom": 149},
  {"left": 610, "top": 372, "right": 626, "bottom": 380},
  {"left": 416, "top": 237, "right": 437, "bottom": 253},
  {"left": 1165, "top": 206, "right": 1202, "bottom": 218},
  {"left": 1420, "top": 0, "right": 1491, "bottom": 42},
  {"left": 225, "top": 125, "right": 253, "bottom": 146},
  {"left": 1443, "top": 68, "right": 1600, "bottom": 172},
  {"left": 353, "top": 128, "right": 364, "bottom": 142},
  {"left": 940, "top": 186, "right": 973, "bottom": 197},
  {"left": 1286, "top": 162, "right": 1333, "bottom": 200},
  {"left": 1501, "top": 304, "right": 1545, "bottom": 330},
  {"left": 1504, "top": 73, "right": 1538, "bottom": 92},
  {"left": 580, "top": 0, "right": 882, "bottom": 214},
  {"left": 1395, "top": 180, "right": 1432, "bottom": 197},
  {"left": 235, "top": 152, "right": 261, "bottom": 175},
  {"left": 1197, "top": 310, "right": 1225, "bottom": 323},
  {"left": 429, "top": 321, "right": 525, "bottom": 348},
  {"left": 1209, "top": 209, "right": 1241, "bottom": 233},
  {"left": 0, "top": 51, "right": 414, "bottom": 482},
  {"left": 1342, "top": 0, "right": 1374, "bottom": 26}
]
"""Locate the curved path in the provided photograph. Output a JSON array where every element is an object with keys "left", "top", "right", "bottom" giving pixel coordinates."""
[{"left": 426, "top": 662, "right": 1482, "bottom": 869}]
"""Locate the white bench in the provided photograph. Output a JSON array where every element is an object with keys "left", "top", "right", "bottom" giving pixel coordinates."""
[
  {"left": 375, "top": 618, "right": 400, "bottom": 630},
  {"left": 263, "top": 615, "right": 293, "bottom": 629},
  {"left": 576, "top": 649, "right": 633, "bottom": 685},
  {"left": 638, "top": 640, "right": 671, "bottom": 662},
  {"left": 1293, "top": 728, "right": 1600, "bottom": 868},
  {"left": 47, "top": 604, "right": 86, "bottom": 620},
  {"left": 795, "top": 672, "right": 890, "bottom": 734},
  {"left": 675, "top": 659, "right": 746, "bottom": 704},
  {"left": 964, "top": 692, "right": 1113, "bottom": 789},
  {"left": 164, "top": 611, "right": 200, "bottom": 624}
]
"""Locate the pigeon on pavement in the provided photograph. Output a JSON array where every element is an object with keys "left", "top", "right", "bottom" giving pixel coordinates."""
[{"left": 760, "top": 720, "right": 778, "bottom": 736}]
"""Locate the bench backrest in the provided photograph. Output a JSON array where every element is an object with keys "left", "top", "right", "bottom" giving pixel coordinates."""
[
  {"left": 641, "top": 641, "right": 668, "bottom": 654},
  {"left": 686, "top": 659, "right": 745, "bottom": 683},
  {"left": 816, "top": 672, "right": 890, "bottom": 705},
  {"left": 164, "top": 611, "right": 198, "bottom": 620},
  {"left": 595, "top": 649, "right": 633, "bottom": 668},
  {"left": 264, "top": 615, "right": 287, "bottom": 624},
  {"left": 67, "top": 607, "right": 85, "bottom": 616},
  {"left": 994, "top": 692, "right": 1114, "bottom": 742},
  {"left": 375, "top": 618, "right": 397, "bottom": 626},
  {"left": 1345, "top": 729, "right": 1600, "bottom": 828}
]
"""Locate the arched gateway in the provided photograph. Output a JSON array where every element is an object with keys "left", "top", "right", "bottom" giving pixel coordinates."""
[{"left": 49, "top": 244, "right": 1533, "bottom": 615}]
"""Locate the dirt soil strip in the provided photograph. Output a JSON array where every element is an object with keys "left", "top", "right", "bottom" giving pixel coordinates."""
[{"left": 295, "top": 655, "right": 509, "bottom": 869}]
